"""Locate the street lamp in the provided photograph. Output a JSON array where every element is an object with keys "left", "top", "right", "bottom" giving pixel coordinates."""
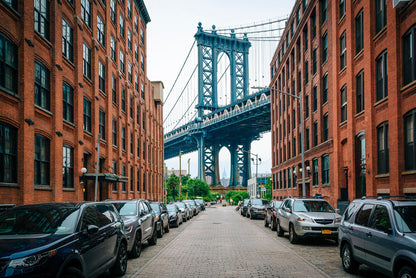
[{"left": 252, "top": 86, "right": 306, "bottom": 197}]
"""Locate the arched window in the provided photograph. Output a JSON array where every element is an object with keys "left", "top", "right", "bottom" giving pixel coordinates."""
[
  {"left": 0, "top": 122, "right": 17, "bottom": 183},
  {"left": 0, "top": 32, "right": 18, "bottom": 94}
]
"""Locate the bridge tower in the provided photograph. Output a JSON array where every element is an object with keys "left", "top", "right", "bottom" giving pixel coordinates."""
[{"left": 194, "top": 23, "right": 252, "bottom": 187}]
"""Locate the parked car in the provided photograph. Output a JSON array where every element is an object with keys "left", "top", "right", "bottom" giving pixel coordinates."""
[
  {"left": 0, "top": 202, "right": 128, "bottom": 278},
  {"left": 247, "top": 199, "right": 268, "bottom": 219},
  {"left": 265, "top": 199, "right": 283, "bottom": 230},
  {"left": 175, "top": 202, "right": 190, "bottom": 221},
  {"left": 150, "top": 202, "right": 170, "bottom": 237},
  {"left": 338, "top": 197, "right": 416, "bottom": 278},
  {"left": 108, "top": 199, "right": 157, "bottom": 258},
  {"left": 276, "top": 197, "right": 341, "bottom": 244},
  {"left": 195, "top": 199, "right": 206, "bottom": 211},
  {"left": 184, "top": 202, "right": 193, "bottom": 219},
  {"left": 184, "top": 200, "right": 198, "bottom": 216},
  {"left": 166, "top": 204, "right": 183, "bottom": 227},
  {"left": 241, "top": 199, "right": 250, "bottom": 216}
]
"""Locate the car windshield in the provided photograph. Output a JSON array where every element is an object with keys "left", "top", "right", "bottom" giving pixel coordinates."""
[
  {"left": 176, "top": 203, "right": 185, "bottom": 209},
  {"left": 196, "top": 199, "right": 203, "bottom": 204},
  {"left": 150, "top": 203, "right": 160, "bottom": 213},
  {"left": 112, "top": 202, "right": 137, "bottom": 216},
  {"left": 0, "top": 205, "right": 79, "bottom": 235},
  {"left": 394, "top": 205, "right": 416, "bottom": 233},
  {"left": 243, "top": 199, "right": 249, "bottom": 205},
  {"left": 252, "top": 199, "right": 268, "bottom": 206},
  {"left": 293, "top": 200, "right": 335, "bottom": 213},
  {"left": 275, "top": 201, "right": 283, "bottom": 208},
  {"left": 166, "top": 205, "right": 176, "bottom": 212}
]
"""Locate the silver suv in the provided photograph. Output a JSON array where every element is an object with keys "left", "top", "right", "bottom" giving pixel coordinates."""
[
  {"left": 276, "top": 197, "right": 341, "bottom": 244},
  {"left": 338, "top": 197, "right": 416, "bottom": 278}
]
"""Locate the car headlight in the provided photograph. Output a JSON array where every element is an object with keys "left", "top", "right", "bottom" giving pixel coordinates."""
[
  {"left": 297, "top": 216, "right": 314, "bottom": 223},
  {"left": 9, "top": 250, "right": 56, "bottom": 269},
  {"left": 335, "top": 217, "right": 342, "bottom": 223}
]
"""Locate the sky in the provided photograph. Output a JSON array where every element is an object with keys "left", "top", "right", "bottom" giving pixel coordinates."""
[{"left": 144, "top": 0, "right": 296, "bottom": 179}]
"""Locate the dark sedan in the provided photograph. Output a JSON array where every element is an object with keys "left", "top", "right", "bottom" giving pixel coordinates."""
[
  {"left": 150, "top": 202, "right": 170, "bottom": 237},
  {"left": 166, "top": 204, "right": 183, "bottom": 227},
  {"left": 264, "top": 200, "right": 283, "bottom": 230},
  {"left": 0, "top": 202, "right": 128, "bottom": 278},
  {"left": 241, "top": 199, "right": 250, "bottom": 217}
]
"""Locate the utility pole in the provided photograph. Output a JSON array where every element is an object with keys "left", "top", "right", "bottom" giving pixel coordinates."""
[{"left": 179, "top": 150, "right": 182, "bottom": 201}]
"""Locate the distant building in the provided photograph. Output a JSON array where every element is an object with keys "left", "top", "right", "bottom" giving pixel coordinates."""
[{"left": 167, "top": 169, "right": 187, "bottom": 177}]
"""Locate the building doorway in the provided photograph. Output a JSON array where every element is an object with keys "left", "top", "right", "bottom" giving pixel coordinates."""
[{"left": 355, "top": 132, "right": 366, "bottom": 198}]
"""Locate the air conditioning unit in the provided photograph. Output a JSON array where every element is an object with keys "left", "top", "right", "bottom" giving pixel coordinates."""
[{"left": 393, "top": 0, "right": 410, "bottom": 8}]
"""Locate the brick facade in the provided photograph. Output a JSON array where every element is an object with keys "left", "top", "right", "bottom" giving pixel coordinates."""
[
  {"left": 270, "top": 0, "right": 416, "bottom": 208},
  {"left": 0, "top": 0, "right": 164, "bottom": 205}
]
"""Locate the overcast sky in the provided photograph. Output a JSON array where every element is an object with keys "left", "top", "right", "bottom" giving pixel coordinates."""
[{"left": 144, "top": 0, "right": 296, "bottom": 179}]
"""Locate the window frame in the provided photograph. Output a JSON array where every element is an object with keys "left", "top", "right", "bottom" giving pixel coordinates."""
[
  {"left": 97, "top": 15, "right": 105, "bottom": 46},
  {"left": 403, "top": 25, "right": 416, "bottom": 86},
  {"left": 83, "top": 43, "right": 91, "bottom": 79},
  {"left": 355, "top": 10, "right": 363, "bottom": 54},
  {"left": 340, "top": 31, "right": 347, "bottom": 70},
  {"left": 0, "top": 33, "right": 18, "bottom": 94},
  {"left": 321, "top": 154, "right": 329, "bottom": 184},
  {"left": 404, "top": 109, "right": 416, "bottom": 170},
  {"left": 340, "top": 84, "right": 347, "bottom": 123},
  {"left": 34, "top": 0, "right": 50, "bottom": 40},
  {"left": 63, "top": 145, "right": 74, "bottom": 188},
  {"left": 34, "top": 60, "right": 50, "bottom": 110},
  {"left": 312, "top": 158, "right": 319, "bottom": 186},
  {"left": 62, "top": 18, "right": 73, "bottom": 62},
  {"left": 376, "top": 51, "right": 388, "bottom": 101},
  {"left": 83, "top": 97, "right": 91, "bottom": 132},
  {"left": 34, "top": 134, "right": 50, "bottom": 185},
  {"left": 63, "top": 82, "right": 74, "bottom": 123},
  {"left": 0, "top": 122, "right": 17, "bottom": 183},
  {"left": 99, "top": 109, "right": 106, "bottom": 140},
  {"left": 356, "top": 70, "right": 364, "bottom": 113},
  {"left": 80, "top": 0, "right": 91, "bottom": 28},
  {"left": 377, "top": 121, "right": 389, "bottom": 174}
]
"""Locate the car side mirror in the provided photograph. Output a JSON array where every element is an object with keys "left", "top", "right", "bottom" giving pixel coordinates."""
[{"left": 84, "top": 225, "right": 99, "bottom": 235}]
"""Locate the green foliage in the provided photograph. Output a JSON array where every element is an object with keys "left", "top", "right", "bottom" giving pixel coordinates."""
[
  {"left": 223, "top": 190, "right": 250, "bottom": 205},
  {"left": 166, "top": 174, "right": 179, "bottom": 200},
  {"left": 183, "top": 178, "right": 210, "bottom": 198},
  {"left": 264, "top": 193, "right": 272, "bottom": 201}
]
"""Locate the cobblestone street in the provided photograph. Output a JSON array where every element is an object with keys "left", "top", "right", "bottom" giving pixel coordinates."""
[{"left": 105, "top": 205, "right": 389, "bottom": 278}]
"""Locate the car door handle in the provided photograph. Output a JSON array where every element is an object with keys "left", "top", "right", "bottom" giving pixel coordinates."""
[{"left": 366, "top": 232, "right": 372, "bottom": 237}]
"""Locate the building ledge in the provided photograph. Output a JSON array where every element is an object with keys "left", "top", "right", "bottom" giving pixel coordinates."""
[
  {"left": 63, "top": 188, "right": 76, "bottom": 192},
  {"left": 35, "top": 185, "right": 52, "bottom": 191},
  {"left": 375, "top": 173, "right": 390, "bottom": 179},
  {"left": 0, "top": 183, "right": 19, "bottom": 188},
  {"left": 402, "top": 170, "right": 416, "bottom": 176}
]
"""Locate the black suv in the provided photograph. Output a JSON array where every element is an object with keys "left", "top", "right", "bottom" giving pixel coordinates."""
[
  {"left": 0, "top": 202, "right": 128, "bottom": 278},
  {"left": 150, "top": 202, "right": 170, "bottom": 237},
  {"left": 339, "top": 197, "right": 416, "bottom": 278}
]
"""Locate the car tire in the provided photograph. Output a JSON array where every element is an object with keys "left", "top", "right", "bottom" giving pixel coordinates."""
[
  {"left": 110, "top": 241, "right": 128, "bottom": 276},
  {"left": 264, "top": 217, "right": 269, "bottom": 227},
  {"left": 157, "top": 223, "right": 164, "bottom": 238},
  {"left": 148, "top": 227, "right": 157, "bottom": 246},
  {"left": 130, "top": 232, "right": 142, "bottom": 258},
  {"left": 271, "top": 218, "right": 277, "bottom": 231},
  {"left": 277, "top": 221, "right": 284, "bottom": 237},
  {"left": 341, "top": 244, "right": 359, "bottom": 274},
  {"left": 289, "top": 224, "right": 298, "bottom": 244},
  {"left": 60, "top": 266, "right": 85, "bottom": 278},
  {"left": 398, "top": 266, "right": 416, "bottom": 278}
]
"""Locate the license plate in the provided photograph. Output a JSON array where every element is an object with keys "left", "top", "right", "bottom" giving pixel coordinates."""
[{"left": 322, "top": 230, "right": 332, "bottom": 235}]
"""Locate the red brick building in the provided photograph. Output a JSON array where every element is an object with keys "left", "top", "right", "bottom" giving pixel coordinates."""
[
  {"left": 0, "top": 0, "right": 164, "bottom": 205},
  {"left": 270, "top": 0, "right": 416, "bottom": 207}
]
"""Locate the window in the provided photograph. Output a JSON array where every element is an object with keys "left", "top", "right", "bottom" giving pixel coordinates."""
[
  {"left": 135, "top": 43, "right": 139, "bottom": 62},
  {"left": 291, "top": 21, "right": 294, "bottom": 38},
  {"left": 135, "top": 16, "right": 138, "bottom": 33},
  {"left": 370, "top": 205, "right": 391, "bottom": 232},
  {"left": 298, "top": 71, "right": 301, "bottom": 93},
  {"left": 34, "top": 0, "right": 49, "bottom": 40},
  {"left": 83, "top": 43, "right": 91, "bottom": 79},
  {"left": 141, "top": 54, "right": 144, "bottom": 72},
  {"left": 97, "top": 15, "right": 105, "bottom": 46},
  {"left": 0, "top": 122, "right": 17, "bottom": 183},
  {"left": 355, "top": 204, "right": 373, "bottom": 226},
  {"left": 136, "top": 105, "right": 140, "bottom": 123},
  {"left": 119, "top": 14, "right": 125, "bottom": 39},
  {"left": 284, "top": 169, "right": 287, "bottom": 189},
  {"left": 312, "top": 10, "right": 316, "bottom": 39},
  {"left": 0, "top": 33, "right": 18, "bottom": 94},
  {"left": 306, "top": 127, "right": 310, "bottom": 150},
  {"left": 304, "top": 60, "right": 309, "bottom": 84},
  {"left": 128, "top": 29, "right": 132, "bottom": 50},
  {"left": 110, "top": 35, "right": 116, "bottom": 61},
  {"left": 121, "top": 86, "right": 126, "bottom": 112},
  {"left": 130, "top": 96, "right": 133, "bottom": 118},
  {"left": 376, "top": 51, "right": 388, "bottom": 101},
  {"left": 323, "top": 113, "right": 328, "bottom": 141},
  {"left": 63, "top": 145, "right": 74, "bottom": 188},
  {"left": 339, "top": 0, "right": 345, "bottom": 19},
  {"left": 292, "top": 108, "right": 296, "bottom": 129},
  {"left": 140, "top": 28, "right": 144, "bottom": 44},
  {"left": 297, "top": 40, "right": 301, "bottom": 64},
  {"left": 63, "top": 82, "right": 74, "bottom": 123},
  {"left": 130, "top": 132, "right": 133, "bottom": 155},
  {"left": 137, "top": 137, "right": 140, "bottom": 158},
  {"left": 99, "top": 109, "right": 105, "bottom": 140},
  {"left": 122, "top": 165, "right": 126, "bottom": 191},
  {"left": 312, "top": 48, "right": 317, "bottom": 75},
  {"left": 137, "top": 169, "right": 140, "bottom": 191},
  {"left": 377, "top": 121, "right": 389, "bottom": 174},
  {"left": 375, "top": 0, "right": 386, "bottom": 34},
  {"left": 122, "top": 126, "right": 126, "bottom": 151},
  {"left": 34, "top": 61, "right": 50, "bottom": 110},
  {"left": 305, "top": 94, "right": 309, "bottom": 118},
  {"left": 340, "top": 85, "right": 347, "bottom": 123},
  {"left": 321, "top": 154, "right": 329, "bottom": 184},
  {"left": 128, "top": 62, "right": 132, "bottom": 83},
  {"left": 112, "top": 161, "right": 117, "bottom": 191},
  {"left": 292, "top": 166, "right": 297, "bottom": 188},
  {"left": 62, "top": 19, "right": 73, "bottom": 62},
  {"left": 81, "top": 0, "right": 91, "bottom": 28},
  {"left": 83, "top": 97, "right": 91, "bottom": 132},
  {"left": 112, "top": 118, "right": 117, "bottom": 146},
  {"left": 403, "top": 26, "right": 416, "bottom": 86},
  {"left": 321, "top": 0, "right": 327, "bottom": 23},
  {"left": 142, "top": 171, "right": 146, "bottom": 192},
  {"left": 2, "top": 0, "right": 17, "bottom": 9},
  {"left": 313, "top": 85, "right": 317, "bottom": 112},
  {"left": 404, "top": 109, "right": 416, "bottom": 170},
  {"left": 135, "top": 74, "right": 139, "bottom": 92},
  {"left": 120, "top": 50, "right": 125, "bottom": 73},
  {"left": 35, "top": 134, "right": 50, "bottom": 185},
  {"left": 322, "top": 32, "right": 328, "bottom": 63},
  {"left": 296, "top": 6, "right": 300, "bottom": 25},
  {"left": 112, "top": 75, "right": 117, "bottom": 104},
  {"left": 355, "top": 10, "right": 363, "bottom": 54},
  {"left": 99, "top": 61, "right": 105, "bottom": 92},
  {"left": 312, "top": 158, "right": 318, "bottom": 186},
  {"left": 302, "top": 0, "right": 307, "bottom": 11},
  {"left": 322, "top": 73, "right": 328, "bottom": 104},
  {"left": 356, "top": 70, "right": 364, "bottom": 113},
  {"left": 313, "top": 121, "right": 318, "bottom": 146},
  {"left": 141, "top": 83, "right": 145, "bottom": 100},
  {"left": 340, "top": 31, "right": 346, "bottom": 70},
  {"left": 110, "top": 0, "right": 116, "bottom": 23},
  {"left": 127, "top": 0, "right": 131, "bottom": 18}
]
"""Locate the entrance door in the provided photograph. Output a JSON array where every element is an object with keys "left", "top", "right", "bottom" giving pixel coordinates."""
[{"left": 355, "top": 133, "right": 366, "bottom": 198}]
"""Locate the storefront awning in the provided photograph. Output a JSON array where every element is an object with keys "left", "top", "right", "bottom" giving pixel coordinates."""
[{"left": 82, "top": 173, "right": 128, "bottom": 183}]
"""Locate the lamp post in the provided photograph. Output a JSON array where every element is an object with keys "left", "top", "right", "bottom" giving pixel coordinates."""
[
  {"left": 241, "top": 149, "right": 261, "bottom": 198},
  {"left": 252, "top": 86, "right": 306, "bottom": 197},
  {"left": 179, "top": 150, "right": 182, "bottom": 201}
]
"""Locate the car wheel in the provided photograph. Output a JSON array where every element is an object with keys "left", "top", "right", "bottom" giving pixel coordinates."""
[
  {"left": 60, "top": 266, "right": 85, "bottom": 278},
  {"left": 398, "top": 266, "right": 416, "bottom": 278},
  {"left": 271, "top": 218, "right": 277, "bottom": 231},
  {"left": 130, "top": 232, "right": 142, "bottom": 258},
  {"left": 157, "top": 223, "right": 164, "bottom": 238},
  {"left": 289, "top": 224, "right": 298, "bottom": 244},
  {"left": 165, "top": 222, "right": 170, "bottom": 233},
  {"left": 264, "top": 216, "right": 269, "bottom": 227},
  {"left": 110, "top": 241, "right": 128, "bottom": 276},
  {"left": 341, "top": 244, "right": 359, "bottom": 274},
  {"left": 277, "top": 221, "right": 284, "bottom": 237},
  {"left": 148, "top": 227, "right": 157, "bottom": 245}
]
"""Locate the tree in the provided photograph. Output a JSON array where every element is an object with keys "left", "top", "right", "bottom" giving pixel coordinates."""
[{"left": 166, "top": 174, "right": 179, "bottom": 200}]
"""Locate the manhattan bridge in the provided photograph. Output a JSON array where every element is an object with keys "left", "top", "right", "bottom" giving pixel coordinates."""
[{"left": 164, "top": 18, "right": 287, "bottom": 187}]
